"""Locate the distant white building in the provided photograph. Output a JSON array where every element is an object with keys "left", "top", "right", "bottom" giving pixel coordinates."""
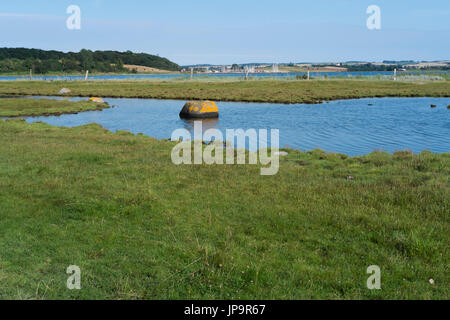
[{"left": 245, "top": 65, "right": 255, "bottom": 73}]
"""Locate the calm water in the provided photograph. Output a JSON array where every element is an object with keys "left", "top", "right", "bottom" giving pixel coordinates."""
[
  {"left": 24, "top": 96, "right": 450, "bottom": 156},
  {"left": 1, "top": 71, "right": 448, "bottom": 81}
]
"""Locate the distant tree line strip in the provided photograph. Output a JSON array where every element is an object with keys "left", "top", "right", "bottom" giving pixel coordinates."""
[{"left": 0, "top": 48, "right": 181, "bottom": 74}]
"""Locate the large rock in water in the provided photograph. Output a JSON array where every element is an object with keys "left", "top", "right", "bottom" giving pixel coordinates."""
[{"left": 179, "top": 101, "right": 219, "bottom": 119}]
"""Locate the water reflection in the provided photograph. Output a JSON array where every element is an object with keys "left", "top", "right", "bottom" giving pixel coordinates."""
[{"left": 181, "top": 118, "right": 220, "bottom": 133}]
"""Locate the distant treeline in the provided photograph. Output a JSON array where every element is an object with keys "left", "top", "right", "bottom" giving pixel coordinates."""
[
  {"left": 311, "top": 64, "right": 401, "bottom": 72},
  {"left": 315, "top": 63, "right": 450, "bottom": 72},
  {"left": 342, "top": 64, "right": 401, "bottom": 72},
  {"left": 0, "top": 48, "right": 181, "bottom": 74}
]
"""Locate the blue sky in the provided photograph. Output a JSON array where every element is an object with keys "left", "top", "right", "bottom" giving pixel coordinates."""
[{"left": 0, "top": 0, "right": 449, "bottom": 65}]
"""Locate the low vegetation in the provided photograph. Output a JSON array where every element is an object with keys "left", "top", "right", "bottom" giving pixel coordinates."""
[
  {"left": 0, "top": 98, "right": 108, "bottom": 117},
  {"left": 0, "top": 79, "right": 449, "bottom": 104},
  {"left": 0, "top": 117, "right": 448, "bottom": 299}
]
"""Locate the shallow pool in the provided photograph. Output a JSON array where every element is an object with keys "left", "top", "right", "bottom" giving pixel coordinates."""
[{"left": 24, "top": 96, "right": 450, "bottom": 156}]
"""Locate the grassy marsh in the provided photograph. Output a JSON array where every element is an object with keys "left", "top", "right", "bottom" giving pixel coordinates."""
[
  {"left": 0, "top": 118, "right": 448, "bottom": 299},
  {"left": 0, "top": 79, "right": 449, "bottom": 104},
  {"left": 0, "top": 98, "right": 108, "bottom": 117},
  {"left": 0, "top": 82, "right": 448, "bottom": 299}
]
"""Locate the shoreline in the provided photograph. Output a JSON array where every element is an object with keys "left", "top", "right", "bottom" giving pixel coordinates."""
[
  {"left": 1, "top": 102, "right": 448, "bottom": 299},
  {"left": 3, "top": 93, "right": 450, "bottom": 107},
  {"left": 0, "top": 98, "right": 109, "bottom": 117},
  {"left": 6, "top": 92, "right": 450, "bottom": 105},
  {"left": 2, "top": 97, "right": 448, "bottom": 156},
  {"left": 3, "top": 116, "right": 449, "bottom": 158},
  {"left": 1, "top": 69, "right": 449, "bottom": 77}
]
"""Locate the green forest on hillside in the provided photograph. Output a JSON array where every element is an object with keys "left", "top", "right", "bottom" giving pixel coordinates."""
[{"left": 0, "top": 48, "right": 181, "bottom": 74}]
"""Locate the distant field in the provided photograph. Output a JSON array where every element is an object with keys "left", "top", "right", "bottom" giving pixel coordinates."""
[
  {"left": 278, "top": 66, "right": 348, "bottom": 72},
  {"left": 0, "top": 79, "right": 449, "bottom": 104},
  {"left": 122, "top": 64, "right": 174, "bottom": 73}
]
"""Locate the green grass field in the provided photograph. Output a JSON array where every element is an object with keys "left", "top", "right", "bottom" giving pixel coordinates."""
[
  {"left": 0, "top": 79, "right": 449, "bottom": 104},
  {"left": 0, "top": 116, "right": 448, "bottom": 299},
  {"left": 0, "top": 98, "right": 108, "bottom": 117}
]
